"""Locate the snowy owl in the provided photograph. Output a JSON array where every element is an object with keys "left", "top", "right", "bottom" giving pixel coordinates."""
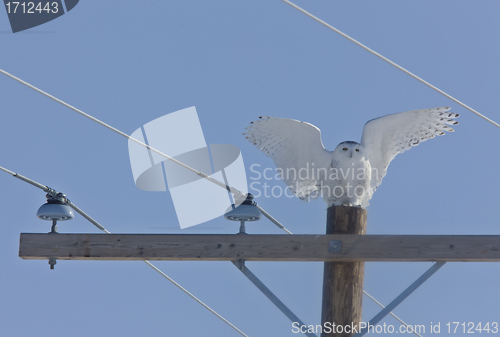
[{"left": 244, "top": 107, "right": 458, "bottom": 208}]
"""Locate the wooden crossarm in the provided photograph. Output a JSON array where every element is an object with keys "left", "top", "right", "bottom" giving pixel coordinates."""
[{"left": 19, "top": 233, "right": 500, "bottom": 262}]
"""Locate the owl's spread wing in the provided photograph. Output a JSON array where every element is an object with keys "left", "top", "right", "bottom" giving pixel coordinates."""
[
  {"left": 361, "top": 106, "right": 458, "bottom": 191},
  {"left": 244, "top": 116, "right": 332, "bottom": 200}
]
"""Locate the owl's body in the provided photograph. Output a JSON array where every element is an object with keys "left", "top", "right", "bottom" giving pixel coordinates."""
[
  {"left": 326, "top": 141, "right": 371, "bottom": 207},
  {"left": 244, "top": 107, "right": 458, "bottom": 208}
]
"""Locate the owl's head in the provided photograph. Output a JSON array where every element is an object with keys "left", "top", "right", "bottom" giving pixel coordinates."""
[{"left": 334, "top": 141, "right": 365, "bottom": 158}]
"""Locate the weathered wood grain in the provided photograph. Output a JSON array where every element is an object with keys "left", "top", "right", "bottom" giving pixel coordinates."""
[
  {"left": 321, "top": 206, "right": 366, "bottom": 337},
  {"left": 18, "top": 233, "right": 500, "bottom": 261}
]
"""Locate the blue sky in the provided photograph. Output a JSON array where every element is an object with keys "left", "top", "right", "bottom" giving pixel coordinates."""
[{"left": 1, "top": 1, "right": 500, "bottom": 336}]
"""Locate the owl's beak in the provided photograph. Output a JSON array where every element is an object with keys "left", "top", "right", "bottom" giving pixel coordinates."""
[{"left": 349, "top": 152, "right": 353, "bottom": 158}]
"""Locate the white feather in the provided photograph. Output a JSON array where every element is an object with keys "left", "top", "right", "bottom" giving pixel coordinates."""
[
  {"left": 361, "top": 106, "right": 458, "bottom": 191},
  {"left": 244, "top": 116, "right": 332, "bottom": 199}
]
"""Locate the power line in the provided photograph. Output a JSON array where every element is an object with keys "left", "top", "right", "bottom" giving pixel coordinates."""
[
  {"left": 280, "top": 0, "right": 500, "bottom": 129},
  {"left": 0, "top": 165, "right": 248, "bottom": 337},
  {"left": 0, "top": 69, "right": 238, "bottom": 195},
  {"left": 0, "top": 68, "right": 293, "bottom": 235},
  {"left": 144, "top": 261, "right": 248, "bottom": 337},
  {"left": 257, "top": 205, "right": 292, "bottom": 234}
]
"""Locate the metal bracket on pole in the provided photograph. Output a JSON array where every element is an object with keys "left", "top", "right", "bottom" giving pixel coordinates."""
[
  {"left": 232, "top": 259, "right": 317, "bottom": 337},
  {"left": 354, "top": 261, "right": 446, "bottom": 337}
]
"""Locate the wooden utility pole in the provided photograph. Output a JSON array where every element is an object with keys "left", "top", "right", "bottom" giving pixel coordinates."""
[{"left": 321, "top": 206, "right": 367, "bottom": 337}]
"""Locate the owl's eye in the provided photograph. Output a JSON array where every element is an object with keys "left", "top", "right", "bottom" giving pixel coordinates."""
[
  {"left": 355, "top": 149, "right": 360, "bottom": 152},
  {"left": 343, "top": 147, "right": 348, "bottom": 151}
]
